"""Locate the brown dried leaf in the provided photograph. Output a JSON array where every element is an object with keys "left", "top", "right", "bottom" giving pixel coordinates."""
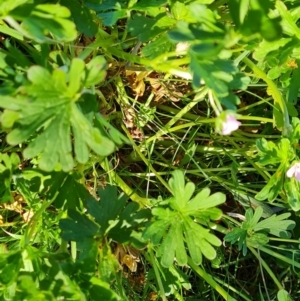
[
  {"left": 122, "top": 254, "right": 138, "bottom": 272},
  {"left": 126, "top": 70, "right": 151, "bottom": 96},
  {"left": 1, "top": 201, "right": 23, "bottom": 213},
  {"left": 123, "top": 106, "right": 144, "bottom": 140},
  {"left": 114, "top": 244, "right": 140, "bottom": 273},
  {"left": 123, "top": 107, "right": 136, "bottom": 129}
]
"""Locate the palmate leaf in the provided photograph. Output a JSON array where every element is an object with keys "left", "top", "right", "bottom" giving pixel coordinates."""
[
  {"left": 143, "top": 170, "right": 225, "bottom": 267},
  {"left": 59, "top": 209, "right": 100, "bottom": 241},
  {"left": 225, "top": 207, "right": 295, "bottom": 255},
  {"left": 42, "top": 172, "right": 90, "bottom": 209},
  {"left": 256, "top": 137, "right": 295, "bottom": 202},
  {"left": 256, "top": 138, "right": 294, "bottom": 165},
  {"left": 254, "top": 212, "right": 295, "bottom": 238},
  {"left": 0, "top": 58, "right": 115, "bottom": 172},
  {"left": 59, "top": 185, "right": 151, "bottom": 248},
  {"left": 168, "top": 170, "right": 195, "bottom": 210}
]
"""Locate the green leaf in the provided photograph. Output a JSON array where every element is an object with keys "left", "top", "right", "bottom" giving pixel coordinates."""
[
  {"left": 276, "top": 1, "right": 300, "bottom": 39},
  {"left": 60, "top": 0, "right": 98, "bottom": 37},
  {"left": 147, "top": 264, "right": 191, "bottom": 296},
  {"left": 0, "top": 61, "right": 115, "bottom": 172},
  {"left": 84, "top": 56, "right": 107, "bottom": 86},
  {"left": 98, "top": 244, "right": 119, "bottom": 282},
  {"left": 284, "top": 179, "right": 300, "bottom": 211},
  {"left": 89, "top": 277, "right": 121, "bottom": 301},
  {"left": 143, "top": 170, "right": 225, "bottom": 267},
  {"left": 190, "top": 42, "right": 223, "bottom": 58},
  {"left": 225, "top": 227, "right": 247, "bottom": 245},
  {"left": 127, "top": 14, "right": 175, "bottom": 42},
  {"left": 171, "top": 2, "right": 190, "bottom": 21},
  {"left": 189, "top": 55, "right": 247, "bottom": 109},
  {"left": 59, "top": 209, "right": 100, "bottom": 241},
  {"left": 98, "top": 10, "right": 127, "bottom": 26},
  {"left": 226, "top": 206, "right": 295, "bottom": 255},
  {"left": 253, "top": 38, "right": 291, "bottom": 62},
  {"left": 256, "top": 137, "right": 296, "bottom": 202},
  {"left": 239, "top": 1, "right": 282, "bottom": 41},
  {"left": 228, "top": 0, "right": 250, "bottom": 27},
  {"left": 190, "top": 56, "right": 227, "bottom": 95},
  {"left": 142, "top": 33, "right": 173, "bottom": 59},
  {"left": 95, "top": 114, "right": 130, "bottom": 146},
  {"left": 0, "top": 153, "right": 20, "bottom": 203},
  {"left": 287, "top": 62, "right": 300, "bottom": 104},
  {"left": 0, "top": 251, "right": 22, "bottom": 285},
  {"left": 244, "top": 207, "right": 264, "bottom": 229},
  {"left": 11, "top": 4, "right": 77, "bottom": 42},
  {"left": 254, "top": 212, "right": 295, "bottom": 238},
  {"left": 257, "top": 165, "right": 285, "bottom": 202},
  {"left": 157, "top": 220, "right": 184, "bottom": 267},
  {"left": 0, "top": 0, "right": 29, "bottom": 16},
  {"left": 256, "top": 138, "right": 293, "bottom": 165},
  {"left": 247, "top": 233, "right": 269, "bottom": 248},
  {"left": 169, "top": 170, "right": 195, "bottom": 209},
  {"left": 131, "top": 0, "right": 167, "bottom": 10},
  {"left": 17, "top": 252, "right": 86, "bottom": 300},
  {"left": 188, "top": 189, "right": 225, "bottom": 211},
  {"left": 60, "top": 185, "right": 152, "bottom": 247},
  {"left": 42, "top": 172, "right": 90, "bottom": 209},
  {"left": 277, "top": 289, "right": 292, "bottom": 301},
  {"left": 86, "top": 186, "right": 127, "bottom": 235},
  {"left": 67, "top": 58, "right": 85, "bottom": 95}
]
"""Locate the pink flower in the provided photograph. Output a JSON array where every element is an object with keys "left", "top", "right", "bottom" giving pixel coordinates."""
[
  {"left": 222, "top": 115, "right": 241, "bottom": 135},
  {"left": 286, "top": 162, "right": 300, "bottom": 181}
]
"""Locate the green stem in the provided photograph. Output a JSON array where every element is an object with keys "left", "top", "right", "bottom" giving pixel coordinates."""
[
  {"left": 23, "top": 194, "right": 59, "bottom": 246},
  {"left": 115, "top": 273, "right": 129, "bottom": 301},
  {"left": 258, "top": 245, "right": 300, "bottom": 269},
  {"left": 268, "top": 237, "right": 300, "bottom": 243},
  {"left": 106, "top": 46, "right": 151, "bottom": 66},
  {"left": 147, "top": 119, "right": 216, "bottom": 144},
  {"left": 188, "top": 257, "right": 234, "bottom": 301},
  {"left": 213, "top": 276, "right": 252, "bottom": 301},
  {"left": 56, "top": 240, "right": 68, "bottom": 253},
  {"left": 226, "top": 136, "right": 270, "bottom": 181},
  {"left": 248, "top": 246, "right": 283, "bottom": 290},
  {"left": 158, "top": 104, "right": 204, "bottom": 121},
  {"left": 71, "top": 241, "right": 77, "bottom": 261},
  {"left": 242, "top": 57, "right": 290, "bottom": 135},
  {"left": 149, "top": 247, "right": 167, "bottom": 301},
  {"left": 237, "top": 97, "right": 272, "bottom": 113},
  {"left": 146, "top": 87, "right": 208, "bottom": 144},
  {"left": 118, "top": 167, "right": 276, "bottom": 176},
  {"left": 237, "top": 115, "right": 273, "bottom": 123},
  {"left": 106, "top": 46, "right": 191, "bottom": 77},
  {"left": 121, "top": 124, "right": 171, "bottom": 193},
  {"left": 149, "top": 114, "right": 273, "bottom": 144}
]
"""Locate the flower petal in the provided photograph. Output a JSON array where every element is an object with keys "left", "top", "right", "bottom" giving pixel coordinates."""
[
  {"left": 286, "top": 165, "right": 296, "bottom": 178},
  {"left": 222, "top": 115, "right": 241, "bottom": 135},
  {"left": 295, "top": 169, "right": 300, "bottom": 181}
]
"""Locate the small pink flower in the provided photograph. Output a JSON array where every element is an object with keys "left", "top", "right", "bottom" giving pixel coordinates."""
[
  {"left": 286, "top": 162, "right": 300, "bottom": 181},
  {"left": 222, "top": 115, "right": 241, "bottom": 135}
]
